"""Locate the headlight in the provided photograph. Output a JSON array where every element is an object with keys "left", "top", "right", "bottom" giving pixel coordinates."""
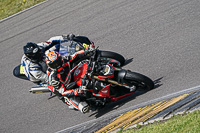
[{"left": 102, "top": 64, "right": 114, "bottom": 75}]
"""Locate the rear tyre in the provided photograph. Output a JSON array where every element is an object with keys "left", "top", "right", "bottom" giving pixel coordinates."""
[
  {"left": 98, "top": 50, "right": 125, "bottom": 66},
  {"left": 125, "top": 71, "right": 154, "bottom": 91}
]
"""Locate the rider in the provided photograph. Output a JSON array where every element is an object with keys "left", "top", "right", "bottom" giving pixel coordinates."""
[
  {"left": 21, "top": 34, "right": 80, "bottom": 84},
  {"left": 46, "top": 50, "right": 92, "bottom": 113}
]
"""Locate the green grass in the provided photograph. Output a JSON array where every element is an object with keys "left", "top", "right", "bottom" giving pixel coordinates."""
[
  {"left": 0, "top": 0, "right": 45, "bottom": 20},
  {"left": 119, "top": 110, "right": 200, "bottom": 133}
]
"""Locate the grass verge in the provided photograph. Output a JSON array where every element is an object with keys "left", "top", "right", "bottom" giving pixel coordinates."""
[
  {"left": 119, "top": 110, "right": 200, "bottom": 133},
  {"left": 0, "top": 0, "right": 45, "bottom": 20}
]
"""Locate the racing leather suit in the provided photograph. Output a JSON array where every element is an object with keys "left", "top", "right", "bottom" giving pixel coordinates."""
[
  {"left": 47, "top": 50, "right": 90, "bottom": 113},
  {"left": 21, "top": 36, "right": 66, "bottom": 84}
]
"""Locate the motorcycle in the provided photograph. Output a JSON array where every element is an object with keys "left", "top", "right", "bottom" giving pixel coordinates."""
[
  {"left": 13, "top": 36, "right": 125, "bottom": 81},
  {"left": 29, "top": 48, "right": 154, "bottom": 113}
]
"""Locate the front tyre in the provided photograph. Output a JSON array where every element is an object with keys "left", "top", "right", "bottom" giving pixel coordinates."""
[
  {"left": 125, "top": 71, "right": 154, "bottom": 91},
  {"left": 98, "top": 50, "right": 125, "bottom": 66}
]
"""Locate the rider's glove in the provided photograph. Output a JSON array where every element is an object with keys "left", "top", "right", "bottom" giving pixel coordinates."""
[
  {"left": 67, "top": 34, "right": 76, "bottom": 40},
  {"left": 51, "top": 80, "right": 60, "bottom": 89},
  {"left": 62, "top": 33, "right": 75, "bottom": 41}
]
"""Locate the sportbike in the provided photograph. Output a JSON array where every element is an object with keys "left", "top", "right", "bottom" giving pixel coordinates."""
[{"left": 30, "top": 48, "right": 154, "bottom": 113}]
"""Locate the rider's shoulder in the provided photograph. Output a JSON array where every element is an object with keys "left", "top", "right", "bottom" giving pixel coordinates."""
[
  {"left": 47, "top": 36, "right": 64, "bottom": 42},
  {"left": 21, "top": 55, "right": 37, "bottom": 66},
  {"left": 21, "top": 54, "right": 30, "bottom": 62},
  {"left": 37, "top": 42, "right": 48, "bottom": 47}
]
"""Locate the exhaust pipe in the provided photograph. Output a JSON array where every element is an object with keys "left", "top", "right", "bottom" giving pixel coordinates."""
[{"left": 29, "top": 86, "right": 51, "bottom": 93}]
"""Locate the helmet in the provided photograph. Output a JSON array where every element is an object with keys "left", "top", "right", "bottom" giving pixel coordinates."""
[
  {"left": 46, "top": 51, "right": 63, "bottom": 70},
  {"left": 24, "top": 42, "right": 42, "bottom": 62}
]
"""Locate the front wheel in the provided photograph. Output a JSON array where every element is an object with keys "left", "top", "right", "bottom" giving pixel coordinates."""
[
  {"left": 98, "top": 50, "right": 125, "bottom": 66},
  {"left": 125, "top": 71, "right": 154, "bottom": 91}
]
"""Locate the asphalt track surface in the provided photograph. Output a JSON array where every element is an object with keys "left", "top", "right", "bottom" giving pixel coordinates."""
[{"left": 1, "top": 0, "right": 200, "bottom": 132}]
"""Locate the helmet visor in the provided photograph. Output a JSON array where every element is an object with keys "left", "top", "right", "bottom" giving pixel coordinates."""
[
  {"left": 25, "top": 48, "right": 42, "bottom": 60},
  {"left": 25, "top": 53, "right": 36, "bottom": 58}
]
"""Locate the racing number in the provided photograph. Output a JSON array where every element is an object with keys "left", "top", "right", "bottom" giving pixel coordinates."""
[{"left": 47, "top": 51, "right": 58, "bottom": 61}]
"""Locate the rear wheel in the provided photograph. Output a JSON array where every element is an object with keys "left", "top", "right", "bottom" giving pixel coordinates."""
[
  {"left": 98, "top": 50, "right": 125, "bottom": 66},
  {"left": 125, "top": 71, "right": 154, "bottom": 91}
]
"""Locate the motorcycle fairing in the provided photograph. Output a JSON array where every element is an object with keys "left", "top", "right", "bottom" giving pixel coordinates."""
[
  {"left": 13, "top": 64, "right": 28, "bottom": 80},
  {"left": 111, "top": 91, "right": 136, "bottom": 101},
  {"left": 96, "top": 75, "right": 114, "bottom": 79},
  {"left": 19, "top": 64, "right": 25, "bottom": 74},
  {"left": 92, "top": 84, "right": 111, "bottom": 97}
]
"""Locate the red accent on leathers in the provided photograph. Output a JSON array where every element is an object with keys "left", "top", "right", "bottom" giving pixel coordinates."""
[{"left": 47, "top": 50, "right": 88, "bottom": 107}]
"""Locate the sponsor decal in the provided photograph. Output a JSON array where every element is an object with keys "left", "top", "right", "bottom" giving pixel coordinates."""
[{"left": 83, "top": 43, "right": 89, "bottom": 48}]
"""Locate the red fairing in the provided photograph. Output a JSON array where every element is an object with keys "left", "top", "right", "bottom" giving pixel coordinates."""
[
  {"left": 93, "top": 84, "right": 111, "bottom": 97},
  {"left": 111, "top": 91, "right": 136, "bottom": 101},
  {"left": 73, "top": 63, "right": 88, "bottom": 86},
  {"left": 97, "top": 75, "right": 114, "bottom": 79}
]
